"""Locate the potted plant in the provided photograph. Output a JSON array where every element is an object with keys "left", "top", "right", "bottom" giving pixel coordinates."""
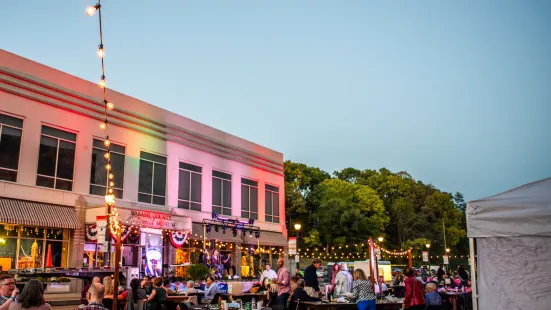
[{"left": 186, "top": 264, "right": 210, "bottom": 281}]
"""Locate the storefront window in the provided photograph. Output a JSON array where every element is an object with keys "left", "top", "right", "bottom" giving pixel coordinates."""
[
  {"left": 0, "top": 225, "right": 19, "bottom": 237},
  {"left": 19, "top": 239, "right": 43, "bottom": 269},
  {"left": 45, "top": 240, "right": 67, "bottom": 268},
  {"left": 0, "top": 237, "right": 17, "bottom": 271},
  {"left": 21, "top": 226, "right": 45, "bottom": 239}
]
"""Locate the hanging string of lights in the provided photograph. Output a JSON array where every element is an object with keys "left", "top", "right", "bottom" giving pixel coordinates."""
[{"left": 86, "top": 1, "right": 121, "bottom": 234}]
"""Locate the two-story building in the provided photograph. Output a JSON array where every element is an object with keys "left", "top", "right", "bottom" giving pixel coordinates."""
[{"left": 0, "top": 49, "right": 286, "bottom": 278}]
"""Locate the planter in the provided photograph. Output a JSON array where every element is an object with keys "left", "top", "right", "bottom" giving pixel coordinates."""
[{"left": 44, "top": 282, "right": 71, "bottom": 293}]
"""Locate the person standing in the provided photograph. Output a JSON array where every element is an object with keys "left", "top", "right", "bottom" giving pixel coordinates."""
[
  {"left": 349, "top": 269, "right": 376, "bottom": 310},
  {"left": 304, "top": 258, "right": 322, "bottom": 295},
  {"left": 141, "top": 276, "right": 153, "bottom": 295},
  {"left": 0, "top": 275, "right": 19, "bottom": 310},
  {"left": 222, "top": 253, "right": 238, "bottom": 279},
  {"left": 403, "top": 267, "right": 424, "bottom": 310},
  {"left": 260, "top": 264, "right": 278, "bottom": 283},
  {"left": 276, "top": 258, "right": 290, "bottom": 306},
  {"left": 334, "top": 263, "right": 352, "bottom": 296},
  {"left": 437, "top": 264, "right": 445, "bottom": 283},
  {"left": 8, "top": 279, "right": 51, "bottom": 310}
]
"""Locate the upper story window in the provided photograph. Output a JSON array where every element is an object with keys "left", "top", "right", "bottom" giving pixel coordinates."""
[
  {"left": 36, "top": 125, "right": 77, "bottom": 191},
  {"left": 241, "top": 178, "right": 258, "bottom": 220},
  {"left": 0, "top": 113, "right": 23, "bottom": 182},
  {"left": 90, "top": 139, "right": 125, "bottom": 199},
  {"left": 178, "top": 162, "right": 202, "bottom": 211},
  {"left": 138, "top": 151, "right": 167, "bottom": 206},
  {"left": 265, "top": 184, "right": 280, "bottom": 223},
  {"left": 212, "top": 170, "right": 231, "bottom": 216}
]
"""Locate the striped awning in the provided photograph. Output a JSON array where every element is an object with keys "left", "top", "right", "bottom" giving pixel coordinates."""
[{"left": 0, "top": 197, "right": 80, "bottom": 229}]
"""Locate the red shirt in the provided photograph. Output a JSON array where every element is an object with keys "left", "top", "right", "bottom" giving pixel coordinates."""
[{"left": 404, "top": 277, "right": 424, "bottom": 308}]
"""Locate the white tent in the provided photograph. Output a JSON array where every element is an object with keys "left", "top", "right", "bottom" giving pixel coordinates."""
[{"left": 466, "top": 177, "right": 551, "bottom": 310}]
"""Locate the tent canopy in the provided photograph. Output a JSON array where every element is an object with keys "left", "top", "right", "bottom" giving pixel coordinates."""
[{"left": 466, "top": 177, "right": 551, "bottom": 238}]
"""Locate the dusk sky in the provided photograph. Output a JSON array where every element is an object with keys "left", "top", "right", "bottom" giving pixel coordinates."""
[{"left": 2, "top": 0, "right": 550, "bottom": 201}]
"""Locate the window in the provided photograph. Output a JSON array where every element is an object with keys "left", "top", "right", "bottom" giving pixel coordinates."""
[
  {"left": 0, "top": 113, "right": 23, "bottom": 182},
  {"left": 90, "top": 139, "right": 125, "bottom": 199},
  {"left": 212, "top": 170, "right": 231, "bottom": 216},
  {"left": 138, "top": 151, "right": 167, "bottom": 205},
  {"left": 241, "top": 178, "right": 258, "bottom": 220},
  {"left": 178, "top": 162, "right": 202, "bottom": 211},
  {"left": 36, "top": 125, "right": 77, "bottom": 191},
  {"left": 265, "top": 184, "right": 280, "bottom": 223}
]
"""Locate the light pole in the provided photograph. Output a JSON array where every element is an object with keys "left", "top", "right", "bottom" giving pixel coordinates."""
[
  {"left": 294, "top": 223, "right": 302, "bottom": 269},
  {"left": 426, "top": 243, "right": 431, "bottom": 269},
  {"left": 445, "top": 248, "right": 450, "bottom": 271}
]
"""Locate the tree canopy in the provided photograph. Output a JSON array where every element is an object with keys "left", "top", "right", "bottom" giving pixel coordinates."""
[{"left": 285, "top": 161, "right": 468, "bottom": 258}]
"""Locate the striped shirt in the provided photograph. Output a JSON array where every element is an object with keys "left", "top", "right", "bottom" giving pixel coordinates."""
[{"left": 351, "top": 280, "right": 377, "bottom": 301}]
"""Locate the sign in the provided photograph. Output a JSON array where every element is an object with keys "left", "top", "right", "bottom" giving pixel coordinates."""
[
  {"left": 443, "top": 255, "right": 449, "bottom": 264},
  {"left": 295, "top": 255, "right": 300, "bottom": 263},
  {"left": 422, "top": 251, "right": 429, "bottom": 262},
  {"left": 375, "top": 248, "right": 381, "bottom": 260},
  {"left": 288, "top": 237, "right": 297, "bottom": 255},
  {"left": 96, "top": 216, "right": 107, "bottom": 251}
]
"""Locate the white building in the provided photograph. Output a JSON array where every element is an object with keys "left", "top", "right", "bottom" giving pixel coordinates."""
[{"left": 0, "top": 49, "right": 286, "bottom": 277}]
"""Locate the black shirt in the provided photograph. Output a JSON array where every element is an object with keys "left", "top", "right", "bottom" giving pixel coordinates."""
[{"left": 304, "top": 264, "right": 320, "bottom": 292}]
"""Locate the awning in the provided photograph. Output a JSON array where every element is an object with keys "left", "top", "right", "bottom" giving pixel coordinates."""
[
  {"left": 191, "top": 222, "right": 287, "bottom": 246},
  {"left": 0, "top": 197, "right": 80, "bottom": 229}
]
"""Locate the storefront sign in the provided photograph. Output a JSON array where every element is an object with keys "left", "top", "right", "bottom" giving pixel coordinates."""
[
  {"left": 422, "top": 251, "right": 429, "bottom": 262},
  {"left": 125, "top": 210, "right": 176, "bottom": 229},
  {"left": 96, "top": 216, "right": 107, "bottom": 250},
  {"left": 288, "top": 237, "right": 297, "bottom": 255},
  {"left": 443, "top": 255, "right": 449, "bottom": 264}
]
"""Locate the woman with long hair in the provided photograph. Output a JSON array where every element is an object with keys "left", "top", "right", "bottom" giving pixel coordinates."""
[
  {"left": 348, "top": 269, "right": 376, "bottom": 310},
  {"left": 147, "top": 277, "right": 167, "bottom": 310},
  {"left": 8, "top": 279, "right": 50, "bottom": 310}
]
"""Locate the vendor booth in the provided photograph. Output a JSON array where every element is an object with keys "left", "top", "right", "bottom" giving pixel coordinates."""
[{"left": 466, "top": 177, "right": 551, "bottom": 310}]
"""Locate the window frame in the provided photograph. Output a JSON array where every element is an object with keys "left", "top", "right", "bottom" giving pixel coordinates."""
[
  {"left": 89, "top": 138, "right": 126, "bottom": 199},
  {"left": 137, "top": 151, "right": 167, "bottom": 206},
  {"left": 265, "top": 184, "right": 280, "bottom": 223},
  {"left": 0, "top": 113, "right": 24, "bottom": 182},
  {"left": 212, "top": 170, "right": 232, "bottom": 216},
  {"left": 177, "top": 162, "right": 202, "bottom": 211},
  {"left": 241, "top": 177, "right": 259, "bottom": 220},
  {"left": 36, "top": 125, "right": 77, "bottom": 191}
]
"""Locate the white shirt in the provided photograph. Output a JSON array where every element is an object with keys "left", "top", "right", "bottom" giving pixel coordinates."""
[{"left": 260, "top": 269, "right": 278, "bottom": 283}]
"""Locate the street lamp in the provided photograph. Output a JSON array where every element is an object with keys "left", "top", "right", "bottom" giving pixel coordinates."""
[
  {"left": 426, "top": 243, "right": 431, "bottom": 268},
  {"left": 378, "top": 237, "right": 384, "bottom": 243},
  {"left": 294, "top": 223, "right": 302, "bottom": 231}
]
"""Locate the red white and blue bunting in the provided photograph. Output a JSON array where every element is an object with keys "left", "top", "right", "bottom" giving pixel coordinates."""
[{"left": 169, "top": 231, "right": 188, "bottom": 248}]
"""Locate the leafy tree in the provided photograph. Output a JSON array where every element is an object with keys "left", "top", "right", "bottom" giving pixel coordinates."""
[{"left": 453, "top": 192, "right": 467, "bottom": 215}]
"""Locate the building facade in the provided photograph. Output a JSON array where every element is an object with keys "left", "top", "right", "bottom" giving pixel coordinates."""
[{"left": 0, "top": 49, "right": 286, "bottom": 277}]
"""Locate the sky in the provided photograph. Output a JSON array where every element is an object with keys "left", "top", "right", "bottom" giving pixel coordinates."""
[{"left": 1, "top": 0, "right": 550, "bottom": 201}]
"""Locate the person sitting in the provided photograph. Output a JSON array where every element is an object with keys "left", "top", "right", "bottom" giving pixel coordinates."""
[
  {"left": 82, "top": 283, "right": 108, "bottom": 310},
  {"left": 291, "top": 279, "right": 321, "bottom": 310},
  {"left": 184, "top": 281, "right": 199, "bottom": 296},
  {"left": 260, "top": 264, "right": 277, "bottom": 284},
  {"left": 81, "top": 277, "right": 100, "bottom": 305},
  {"left": 377, "top": 276, "right": 388, "bottom": 296},
  {"left": 8, "top": 279, "right": 51, "bottom": 310},
  {"left": 162, "top": 279, "right": 177, "bottom": 295},
  {"left": 0, "top": 275, "right": 19, "bottom": 310},
  {"left": 424, "top": 283, "right": 441, "bottom": 308},
  {"left": 202, "top": 276, "right": 220, "bottom": 304},
  {"left": 146, "top": 277, "right": 167, "bottom": 310},
  {"left": 119, "top": 279, "right": 147, "bottom": 310}
]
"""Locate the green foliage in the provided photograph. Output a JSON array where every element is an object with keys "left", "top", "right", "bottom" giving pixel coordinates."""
[
  {"left": 284, "top": 161, "right": 469, "bottom": 257},
  {"left": 186, "top": 264, "right": 210, "bottom": 281}
]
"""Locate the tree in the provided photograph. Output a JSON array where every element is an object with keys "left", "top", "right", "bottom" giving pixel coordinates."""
[
  {"left": 453, "top": 192, "right": 466, "bottom": 215},
  {"left": 312, "top": 179, "right": 389, "bottom": 249}
]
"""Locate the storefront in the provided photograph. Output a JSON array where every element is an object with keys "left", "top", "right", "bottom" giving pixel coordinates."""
[
  {"left": 84, "top": 206, "right": 192, "bottom": 277},
  {"left": 0, "top": 197, "right": 79, "bottom": 271}
]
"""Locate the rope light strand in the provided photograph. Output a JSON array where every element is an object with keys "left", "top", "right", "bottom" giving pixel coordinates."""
[{"left": 86, "top": 1, "right": 121, "bottom": 234}]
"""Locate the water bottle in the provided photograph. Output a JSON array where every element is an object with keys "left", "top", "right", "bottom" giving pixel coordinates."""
[{"left": 252, "top": 297, "right": 256, "bottom": 309}]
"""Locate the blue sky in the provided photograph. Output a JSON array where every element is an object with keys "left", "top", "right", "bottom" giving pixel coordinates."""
[{"left": 2, "top": 0, "right": 550, "bottom": 200}]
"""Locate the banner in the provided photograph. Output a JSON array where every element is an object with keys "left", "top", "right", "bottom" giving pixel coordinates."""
[
  {"left": 295, "top": 255, "right": 300, "bottom": 263},
  {"left": 443, "top": 255, "right": 449, "bottom": 264},
  {"left": 422, "top": 251, "right": 429, "bottom": 262},
  {"left": 96, "top": 216, "right": 108, "bottom": 250},
  {"left": 288, "top": 237, "right": 297, "bottom": 255}
]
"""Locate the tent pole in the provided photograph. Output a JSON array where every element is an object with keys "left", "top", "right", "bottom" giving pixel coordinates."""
[{"left": 469, "top": 238, "right": 478, "bottom": 310}]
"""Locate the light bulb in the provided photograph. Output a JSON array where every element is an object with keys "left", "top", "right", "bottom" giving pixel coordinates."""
[
  {"left": 99, "top": 75, "right": 106, "bottom": 88},
  {"left": 108, "top": 188, "right": 114, "bottom": 194},
  {"left": 104, "top": 152, "right": 110, "bottom": 159},
  {"left": 97, "top": 44, "right": 104, "bottom": 58},
  {"left": 104, "top": 139, "right": 110, "bottom": 147},
  {"left": 106, "top": 102, "right": 114, "bottom": 110},
  {"left": 109, "top": 181, "right": 115, "bottom": 187},
  {"left": 99, "top": 122, "right": 106, "bottom": 130},
  {"left": 86, "top": 6, "right": 98, "bottom": 16},
  {"left": 105, "top": 163, "right": 112, "bottom": 170},
  {"left": 109, "top": 173, "right": 114, "bottom": 180}
]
